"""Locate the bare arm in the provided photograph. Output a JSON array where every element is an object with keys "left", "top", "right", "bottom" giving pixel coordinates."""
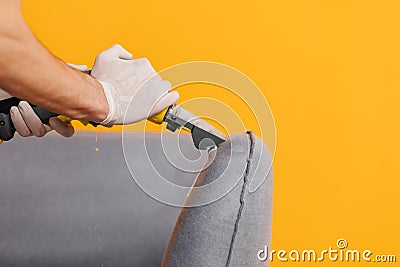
[{"left": 0, "top": 0, "right": 108, "bottom": 122}]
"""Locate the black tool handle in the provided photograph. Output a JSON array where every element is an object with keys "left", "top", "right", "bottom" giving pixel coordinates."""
[
  {"left": 0, "top": 70, "right": 95, "bottom": 142},
  {"left": 0, "top": 98, "right": 58, "bottom": 141},
  {"left": 0, "top": 97, "right": 100, "bottom": 142}
]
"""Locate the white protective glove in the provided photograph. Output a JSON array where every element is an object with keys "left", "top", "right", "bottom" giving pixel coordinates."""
[
  {"left": 3, "top": 63, "right": 88, "bottom": 138},
  {"left": 91, "top": 44, "right": 179, "bottom": 126}
]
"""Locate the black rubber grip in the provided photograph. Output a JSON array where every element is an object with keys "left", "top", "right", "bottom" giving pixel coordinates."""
[
  {"left": 0, "top": 70, "right": 94, "bottom": 142},
  {"left": 0, "top": 98, "right": 58, "bottom": 141}
]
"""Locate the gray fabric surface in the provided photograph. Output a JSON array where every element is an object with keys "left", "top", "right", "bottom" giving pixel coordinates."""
[
  {"left": 0, "top": 131, "right": 273, "bottom": 267},
  {"left": 162, "top": 132, "right": 273, "bottom": 267},
  {"left": 0, "top": 132, "right": 197, "bottom": 267}
]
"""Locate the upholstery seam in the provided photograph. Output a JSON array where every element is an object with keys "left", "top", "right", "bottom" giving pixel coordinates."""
[{"left": 226, "top": 131, "right": 254, "bottom": 267}]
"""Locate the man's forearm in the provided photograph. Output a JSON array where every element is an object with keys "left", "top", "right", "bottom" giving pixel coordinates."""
[{"left": 0, "top": 2, "right": 108, "bottom": 122}]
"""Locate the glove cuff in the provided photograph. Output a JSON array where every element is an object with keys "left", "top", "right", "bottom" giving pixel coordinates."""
[{"left": 98, "top": 80, "right": 117, "bottom": 127}]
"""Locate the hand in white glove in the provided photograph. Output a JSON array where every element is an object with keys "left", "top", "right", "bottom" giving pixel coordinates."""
[
  {"left": 9, "top": 101, "right": 75, "bottom": 138},
  {"left": 91, "top": 44, "right": 179, "bottom": 126},
  {"left": 3, "top": 63, "right": 88, "bottom": 138}
]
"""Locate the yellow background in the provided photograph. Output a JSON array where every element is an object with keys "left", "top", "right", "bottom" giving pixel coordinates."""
[{"left": 22, "top": 0, "right": 400, "bottom": 265}]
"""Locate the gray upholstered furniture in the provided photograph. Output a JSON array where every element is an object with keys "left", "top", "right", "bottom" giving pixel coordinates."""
[{"left": 0, "top": 131, "right": 272, "bottom": 266}]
